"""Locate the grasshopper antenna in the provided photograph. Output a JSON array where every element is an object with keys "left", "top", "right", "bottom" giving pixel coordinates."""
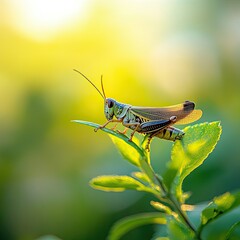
[
  {"left": 100, "top": 75, "right": 106, "bottom": 99},
  {"left": 73, "top": 69, "right": 105, "bottom": 99}
]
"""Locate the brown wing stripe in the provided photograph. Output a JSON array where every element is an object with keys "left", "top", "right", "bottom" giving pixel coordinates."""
[{"left": 183, "top": 101, "right": 195, "bottom": 112}]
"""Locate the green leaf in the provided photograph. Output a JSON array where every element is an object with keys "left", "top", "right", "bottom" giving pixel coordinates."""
[
  {"left": 108, "top": 213, "right": 166, "bottom": 240},
  {"left": 132, "top": 172, "right": 150, "bottom": 184},
  {"left": 200, "top": 191, "right": 240, "bottom": 230},
  {"left": 164, "top": 122, "right": 222, "bottom": 202},
  {"left": 72, "top": 120, "right": 145, "bottom": 166},
  {"left": 109, "top": 134, "right": 143, "bottom": 166},
  {"left": 225, "top": 221, "right": 240, "bottom": 240},
  {"left": 139, "top": 158, "right": 156, "bottom": 184},
  {"left": 167, "top": 216, "right": 195, "bottom": 240},
  {"left": 150, "top": 201, "right": 172, "bottom": 215},
  {"left": 154, "top": 238, "right": 169, "bottom": 240},
  {"left": 90, "top": 175, "right": 153, "bottom": 193},
  {"left": 198, "top": 206, "right": 240, "bottom": 239},
  {"left": 35, "top": 236, "right": 62, "bottom": 240}
]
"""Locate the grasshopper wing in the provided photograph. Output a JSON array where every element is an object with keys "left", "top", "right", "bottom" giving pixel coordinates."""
[{"left": 131, "top": 101, "right": 202, "bottom": 125}]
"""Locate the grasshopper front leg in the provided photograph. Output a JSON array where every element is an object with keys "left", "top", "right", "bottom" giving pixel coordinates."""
[
  {"left": 94, "top": 119, "right": 122, "bottom": 132},
  {"left": 117, "top": 127, "right": 128, "bottom": 135}
]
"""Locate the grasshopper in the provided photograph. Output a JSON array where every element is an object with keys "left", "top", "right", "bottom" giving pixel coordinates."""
[{"left": 75, "top": 70, "right": 202, "bottom": 150}]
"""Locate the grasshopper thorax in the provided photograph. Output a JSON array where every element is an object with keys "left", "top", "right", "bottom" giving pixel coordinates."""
[{"left": 104, "top": 98, "right": 116, "bottom": 120}]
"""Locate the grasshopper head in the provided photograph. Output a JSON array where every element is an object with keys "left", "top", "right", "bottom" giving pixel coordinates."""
[{"left": 104, "top": 98, "right": 116, "bottom": 120}]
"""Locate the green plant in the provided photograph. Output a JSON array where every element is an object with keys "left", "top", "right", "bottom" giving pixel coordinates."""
[{"left": 74, "top": 120, "right": 240, "bottom": 239}]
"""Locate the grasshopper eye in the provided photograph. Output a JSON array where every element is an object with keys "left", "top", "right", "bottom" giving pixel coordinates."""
[{"left": 108, "top": 99, "right": 114, "bottom": 108}]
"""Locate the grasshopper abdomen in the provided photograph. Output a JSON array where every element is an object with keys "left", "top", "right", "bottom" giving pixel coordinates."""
[{"left": 155, "top": 127, "right": 184, "bottom": 141}]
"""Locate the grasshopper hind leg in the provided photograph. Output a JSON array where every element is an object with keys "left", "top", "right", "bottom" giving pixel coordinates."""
[
  {"left": 144, "top": 131, "right": 162, "bottom": 151},
  {"left": 144, "top": 134, "right": 154, "bottom": 152},
  {"left": 140, "top": 117, "right": 178, "bottom": 151}
]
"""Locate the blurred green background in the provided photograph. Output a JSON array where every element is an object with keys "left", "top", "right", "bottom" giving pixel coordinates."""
[{"left": 0, "top": 0, "right": 240, "bottom": 239}]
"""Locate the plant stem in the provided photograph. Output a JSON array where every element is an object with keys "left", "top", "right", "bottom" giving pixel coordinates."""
[
  {"left": 154, "top": 173, "right": 201, "bottom": 239},
  {"left": 169, "top": 195, "right": 197, "bottom": 235},
  {"left": 140, "top": 143, "right": 200, "bottom": 238}
]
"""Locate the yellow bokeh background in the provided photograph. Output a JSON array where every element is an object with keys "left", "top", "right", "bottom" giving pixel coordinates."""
[{"left": 0, "top": 1, "right": 240, "bottom": 239}]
